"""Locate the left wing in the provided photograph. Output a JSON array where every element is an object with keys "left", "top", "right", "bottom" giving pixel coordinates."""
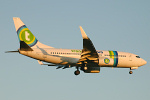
[
  {"left": 77, "top": 26, "right": 99, "bottom": 67},
  {"left": 38, "top": 60, "right": 71, "bottom": 69}
]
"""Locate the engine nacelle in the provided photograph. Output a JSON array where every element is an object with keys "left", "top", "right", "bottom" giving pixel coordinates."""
[
  {"left": 81, "top": 67, "right": 100, "bottom": 73},
  {"left": 99, "top": 57, "right": 114, "bottom": 67}
]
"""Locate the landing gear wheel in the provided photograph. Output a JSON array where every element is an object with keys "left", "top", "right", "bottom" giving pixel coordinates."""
[
  {"left": 74, "top": 70, "right": 80, "bottom": 75},
  {"left": 129, "top": 71, "right": 133, "bottom": 74}
]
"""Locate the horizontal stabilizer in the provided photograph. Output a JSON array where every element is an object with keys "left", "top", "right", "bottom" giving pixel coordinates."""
[
  {"left": 20, "top": 41, "right": 33, "bottom": 51},
  {"left": 5, "top": 50, "right": 19, "bottom": 53}
]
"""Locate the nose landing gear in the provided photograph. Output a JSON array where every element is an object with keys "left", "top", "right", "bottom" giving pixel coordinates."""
[
  {"left": 129, "top": 68, "right": 133, "bottom": 74},
  {"left": 129, "top": 70, "right": 133, "bottom": 74}
]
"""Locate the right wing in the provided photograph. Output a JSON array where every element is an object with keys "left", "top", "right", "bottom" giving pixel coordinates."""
[{"left": 77, "top": 26, "right": 99, "bottom": 67}]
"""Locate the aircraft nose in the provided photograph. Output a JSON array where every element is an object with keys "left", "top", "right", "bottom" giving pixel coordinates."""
[{"left": 141, "top": 59, "right": 147, "bottom": 66}]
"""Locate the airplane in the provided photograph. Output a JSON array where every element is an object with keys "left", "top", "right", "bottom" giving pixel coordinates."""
[{"left": 6, "top": 17, "right": 147, "bottom": 75}]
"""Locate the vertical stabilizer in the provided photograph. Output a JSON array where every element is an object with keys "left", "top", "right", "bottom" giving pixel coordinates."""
[{"left": 13, "top": 17, "right": 53, "bottom": 48}]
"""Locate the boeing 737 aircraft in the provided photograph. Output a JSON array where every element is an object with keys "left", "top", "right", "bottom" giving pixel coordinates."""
[{"left": 7, "top": 17, "right": 147, "bottom": 75}]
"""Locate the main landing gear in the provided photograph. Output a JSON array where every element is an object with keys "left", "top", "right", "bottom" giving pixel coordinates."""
[
  {"left": 74, "top": 70, "right": 80, "bottom": 75},
  {"left": 74, "top": 67, "right": 80, "bottom": 75}
]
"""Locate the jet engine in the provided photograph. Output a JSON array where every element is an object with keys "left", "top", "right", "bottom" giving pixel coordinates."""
[{"left": 81, "top": 67, "right": 100, "bottom": 73}]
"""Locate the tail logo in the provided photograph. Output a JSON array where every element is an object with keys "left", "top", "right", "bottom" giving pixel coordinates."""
[
  {"left": 17, "top": 25, "right": 38, "bottom": 47},
  {"left": 25, "top": 31, "right": 30, "bottom": 41}
]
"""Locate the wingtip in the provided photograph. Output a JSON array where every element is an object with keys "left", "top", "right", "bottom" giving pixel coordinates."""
[
  {"left": 13, "top": 17, "right": 20, "bottom": 20},
  {"left": 79, "top": 26, "right": 88, "bottom": 39}
]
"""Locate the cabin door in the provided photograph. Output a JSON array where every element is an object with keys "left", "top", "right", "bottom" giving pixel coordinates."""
[{"left": 129, "top": 55, "right": 132, "bottom": 61}]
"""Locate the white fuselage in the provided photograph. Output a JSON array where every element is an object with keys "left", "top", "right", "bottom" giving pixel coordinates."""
[
  {"left": 12, "top": 17, "right": 147, "bottom": 75},
  {"left": 19, "top": 48, "right": 147, "bottom": 69}
]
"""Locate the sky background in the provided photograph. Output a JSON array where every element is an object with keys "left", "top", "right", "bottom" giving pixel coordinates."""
[{"left": 0, "top": 0, "right": 150, "bottom": 100}]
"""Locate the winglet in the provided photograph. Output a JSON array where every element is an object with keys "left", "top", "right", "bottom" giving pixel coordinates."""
[{"left": 79, "top": 26, "right": 88, "bottom": 39}]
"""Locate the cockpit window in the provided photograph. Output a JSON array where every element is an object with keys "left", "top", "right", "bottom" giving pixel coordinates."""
[{"left": 136, "top": 56, "right": 140, "bottom": 58}]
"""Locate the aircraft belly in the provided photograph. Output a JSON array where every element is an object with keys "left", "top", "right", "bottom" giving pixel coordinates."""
[
  {"left": 44, "top": 55, "right": 79, "bottom": 65},
  {"left": 45, "top": 56, "right": 62, "bottom": 64},
  {"left": 20, "top": 51, "right": 45, "bottom": 61}
]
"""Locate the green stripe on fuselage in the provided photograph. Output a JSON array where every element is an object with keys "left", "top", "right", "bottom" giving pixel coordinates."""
[{"left": 109, "top": 51, "right": 118, "bottom": 67}]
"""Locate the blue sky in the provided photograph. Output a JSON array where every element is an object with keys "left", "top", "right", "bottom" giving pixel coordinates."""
[{"left": 0, "top": 0, "right": 150, "bottom": 100}]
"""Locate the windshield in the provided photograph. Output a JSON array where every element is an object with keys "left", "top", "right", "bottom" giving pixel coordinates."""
[{"left": 136, "top": 56, "right": 140, "bottom": 58}]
